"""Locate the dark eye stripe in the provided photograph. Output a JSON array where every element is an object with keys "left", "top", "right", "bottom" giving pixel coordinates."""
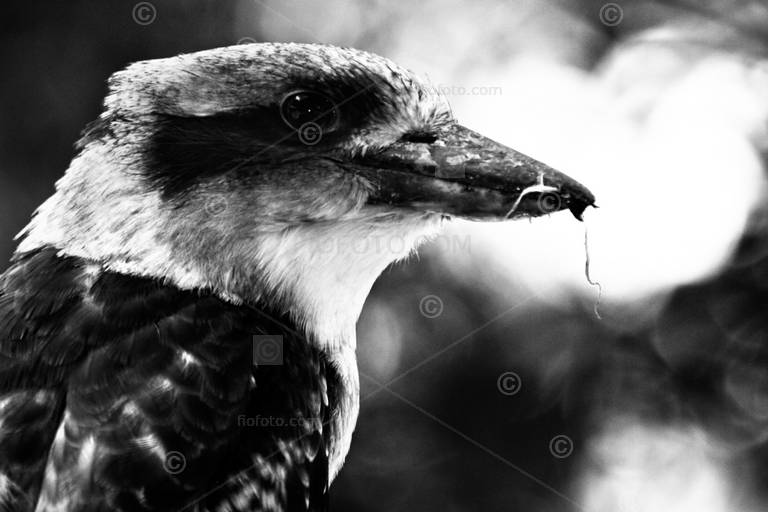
[
  {"left": 104, "top": 73, "right": 392, "bottom": 199},
  {"left": 142, "top": 108, "right": 293, "bottom": 199}
]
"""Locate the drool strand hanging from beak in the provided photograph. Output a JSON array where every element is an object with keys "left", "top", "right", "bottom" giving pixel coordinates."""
[{"left": 583, "top": 216, "right": 603, "bottom": 320}]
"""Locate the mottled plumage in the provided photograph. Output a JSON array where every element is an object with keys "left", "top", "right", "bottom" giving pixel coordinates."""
[{"left": 1, "top": 247, "right": 334, "bottom": 511}]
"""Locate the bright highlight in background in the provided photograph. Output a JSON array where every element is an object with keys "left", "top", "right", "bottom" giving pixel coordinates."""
[
  {"left": 445, "top": 41, "right": 768, "bottom": 303},
  {"left": 579, "top": 418, "right": 755, "bottom": 512}
]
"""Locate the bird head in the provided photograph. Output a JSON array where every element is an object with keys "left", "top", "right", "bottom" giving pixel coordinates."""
[{"left": 18, "top": 43, "right": 594, "bottom": 346}]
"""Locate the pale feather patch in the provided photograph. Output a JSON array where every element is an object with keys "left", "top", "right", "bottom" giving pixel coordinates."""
[
  {"left": 326, "top": 345, "right": 360, "bottom": 481},
  {"left": 179, "top": 350, "right": 199, "bottom": 367},
  {"left": 16, "top": 144, "right": 205, "bottom": 291},
  {"left": 0, "top": 473, "right": 16, "bottom": 506},
  {"left": 251, "top": 211, "right": 444, "bottom": 348},
  {"left": 134, "top": 430, "right": 166, "bottom": 464},
  {"left": 77, "top": 436, "right": 97, "bottom": 472},
  {"left": 35, "top": 415, "right": 71, "bottom": 512}
]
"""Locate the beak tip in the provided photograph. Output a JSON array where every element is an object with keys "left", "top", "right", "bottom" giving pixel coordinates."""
[
  {"left": 569, "top": 204, "right": 586, "bottom": 221},
  {"left": 566, "top": 194, "right": 596, "bottom": 222}
]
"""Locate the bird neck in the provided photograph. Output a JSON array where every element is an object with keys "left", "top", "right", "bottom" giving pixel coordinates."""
[{"left": 227, "top": 215, "right": 445, "bottom": 350}]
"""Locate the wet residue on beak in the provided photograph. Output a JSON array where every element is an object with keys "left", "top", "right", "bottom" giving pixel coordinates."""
[
  {"left": 504, "top": 172, "right": 596, "bottom": 221},
  {"left": 504, "top": 174, "right": 559, "bottom": 219}
]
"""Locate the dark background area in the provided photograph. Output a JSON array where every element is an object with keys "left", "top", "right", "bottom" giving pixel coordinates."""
[{"left": 2, "top": 1, "right": 768, "bottom": 511}]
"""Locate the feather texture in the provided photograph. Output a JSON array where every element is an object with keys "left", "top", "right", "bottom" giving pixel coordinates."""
[{"left": 0, "top": 248, "right": 335, "bottom": 511}]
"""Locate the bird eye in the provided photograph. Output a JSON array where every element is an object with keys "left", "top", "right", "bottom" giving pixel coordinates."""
[{"left": 280, "top": 91, "right": 339, "bottom": 135}]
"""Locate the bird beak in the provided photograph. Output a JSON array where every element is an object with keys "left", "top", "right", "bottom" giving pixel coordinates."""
[{"left": 352, "top": 124, "right": 595, "bottom": 221}]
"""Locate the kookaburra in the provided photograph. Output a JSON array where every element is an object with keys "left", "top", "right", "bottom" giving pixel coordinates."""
[{"left": 0, "top": 43, "right": 594, "bottom": 511}]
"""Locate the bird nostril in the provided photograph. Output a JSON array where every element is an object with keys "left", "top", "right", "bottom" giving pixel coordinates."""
[{"left": 400, "top": 132, "right": 438, "bottom": 144}]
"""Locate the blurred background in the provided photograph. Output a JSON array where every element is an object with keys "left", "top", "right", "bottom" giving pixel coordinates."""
[{"left": 3, "top": 1, "right": 768, "bottom": 510}]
